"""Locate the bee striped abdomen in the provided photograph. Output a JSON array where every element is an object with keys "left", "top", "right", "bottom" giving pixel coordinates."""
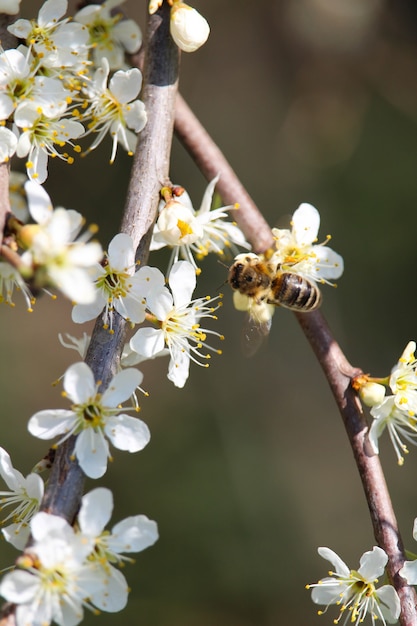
[{"left": 270, "top": 272, "right": 322, "bottom": 311}]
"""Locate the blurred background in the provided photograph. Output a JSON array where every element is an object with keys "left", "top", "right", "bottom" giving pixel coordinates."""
[{"left": 2, "top": 0, "right": 417, "bottom": 624}]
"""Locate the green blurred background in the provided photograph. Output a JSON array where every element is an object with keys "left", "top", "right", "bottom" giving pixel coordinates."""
[{"left": 2, "top": 0, "right": 417, "bottom": 624}]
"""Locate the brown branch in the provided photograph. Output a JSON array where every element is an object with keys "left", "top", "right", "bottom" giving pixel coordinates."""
[{"left": 174, "top": 96, "right": 417, "bottom": 624}]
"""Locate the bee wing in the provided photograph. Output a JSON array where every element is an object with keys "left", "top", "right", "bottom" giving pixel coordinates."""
[{"left": 241, "top": 313, "right": 272, "bottom": 358}]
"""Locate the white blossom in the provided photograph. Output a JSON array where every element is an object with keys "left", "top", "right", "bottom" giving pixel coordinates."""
[
  {"left": 0, "top": 447, "right": 44, "bottom": 550},
  {"left": 151, "top": 175, "right": 249, "bottom": 272},
  {"left": 8, "top": 0, "right": 90, "bottom": 71},
  {"left": 74, "top": 0, "right": 142, "bottom": 70},
  {"left": 130, "top": 260, "right": 223, "bottom": 388},
  {"left": 72, "top": 233, "right": 159, "bottom": 331},
  {"left": 369, "top": 395, "right": 417, "bottom": 465},
  {"left": 19, "top": 181, "right": 103, "bottom": 303},
  {"left": 82, "top": 57, "right": 146, "bottom": 162},
  {"left": 0, "top": 512, "right": 98, "bottom": 626},
  {"left": 27, "top": 362, "right": 150, "bottom": 479},
  {"left": 271, "top": 202, "right": 344, "bottom": 285},
  {"left": 308, "top": 546, "right": 400, "bottom": 625},
  {"left": 75, "top": 487, "right": 158, "bottom": 612}
]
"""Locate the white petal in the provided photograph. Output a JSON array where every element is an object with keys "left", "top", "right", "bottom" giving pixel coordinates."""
[
  {"left": 71, "top": 295, "right": 105, "bottom": 324},
  {"left": 169, "top": 260, "right": 196, "bottom": 307},
  {"left": 317, "top": 546, "right": 350, "bottom": 576},
  {"left": 27, "top": 409, "right": 76, "bottom": 439},
  {"left": 198, "top": 174, "right": 219, "bottom": 215},
  {"left": 102, "top": 368, "right": 141, "bottom": 406},
  {"left": 64, "top": 362, "right": 96, "bottom": 403},
  {"left": 38, "top": 0, "right": 67, "bottom": 26},
  {"left": 358, "top": 546, "right": 387, "bottom": 580},
  {"left": 130, "top": 327, "right": 165, "bottom": 357},
  {"left": 311, "top": 579, "right": 342, "bottom": 605},
  {"left": 124, "top": 99, "right": 147, "bottom": 132},
  {"left": 89, "top": 565, "right": 128, "bottom": 612},
  {"left": 400, "top": 560, "right": 417, "bottom": 585},
  {"left": 0, "top": 569, "right": 40, "bottom": 603},
  {"left": 292, "top": 203, "right": 320, "bottom": 246},
  {"left": 0, "top": 446, "right": 25, "bottom": 490},
  {"left": 25, "top": 180, "right": 52, "bottom": 225},
  {"left": 376, "top": 585, "right": 401, "bottom": 622},
  {"left": 108, "top": 515, "right": 158, "bottom": 553},
  {"left": 104, "top": 414, "right": 150, "bottom": 452},
  {"left": 108, "top": 233, "right": 135, "bottom": 270},
  {"left": 312, "top": 246, "right": 344, "bottom": 280},
  {"left": 113, "top": 19, "right": 142, "bottom": 53},
  {"left": 146, "top": 287, "right": 173, "bottom": 320},
  {"left": 167, "top": 350, "right": 190, "bottom": 388},
  {"left": 79, "top": 487, "right": 113, "bottom": 536},
  {"left": 75, "top": 429, "right": 109, "bottom": 479},
  {"left": 110, "top": 68, "right": 142, "bottom": 104},
  {"left": 2, "top": 522, "right": 31, "bottom": 549}
]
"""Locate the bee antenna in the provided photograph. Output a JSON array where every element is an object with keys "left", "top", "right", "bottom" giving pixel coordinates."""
[{"left": 217, "top": 259, "right": 230, "bottom": 270}]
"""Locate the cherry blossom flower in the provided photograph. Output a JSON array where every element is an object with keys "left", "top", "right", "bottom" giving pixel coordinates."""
[
  {"left": 307, "top": 546, "right": 400, "bottom": 626},
  {"left": 75, "top": 487, "right": 158, "bottom": 612},
  {"left": 74, "top": 0, "right": 142, "bottom": 70},
  {"left": 151, "top": 175, "right": 249, "bottom": 272},
  {"left": 14, "top": 102, "right": 85, "bottom": 183},
  {"left": 130, "top": 260, "right": 223, "bottom": 388},
  {"left": 8, "top": 0, "right": 90, "bottom": 70},
  {"left": 271, "top": 202, "right": 344, "bottom": 285},
  {"left": 27, "top": 361, "right": 151, "bottom": 479},
  {"left": 0, "top": 447, "right": 44, "bottom": 550},
  {"left": 369, "top": 396, "right": 417, "bottom": 466},
  {"left": 19, "top": 181, "right": 103, "bottom": 303},
  {"left": 82, "top": 57, "right": 146, "bottom": 162},
  {"left": 0, "top": 512, "right": 98, "bottom": 626},
  {"left": 72, "top": 233, "right": 161, "bottom": 331}
]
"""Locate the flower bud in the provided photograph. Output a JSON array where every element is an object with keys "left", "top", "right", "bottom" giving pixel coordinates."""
[
  {"left": 170, "top": 2, "right": 210, "bottom": 52},
  {"left": 149, "top": 0, "right": 163, "bottom": 14},
  {"left": 359, "top": 382, "right": 386, "bottom": 407}
]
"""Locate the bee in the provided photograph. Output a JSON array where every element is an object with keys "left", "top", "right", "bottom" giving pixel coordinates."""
[{"left": 228, "top": 253, "right": 322, "bottom": 354}]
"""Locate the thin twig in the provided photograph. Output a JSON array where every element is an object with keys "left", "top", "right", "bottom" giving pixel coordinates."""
[{"left": 173, "top": 93, "right": 417, "bottom": 624}]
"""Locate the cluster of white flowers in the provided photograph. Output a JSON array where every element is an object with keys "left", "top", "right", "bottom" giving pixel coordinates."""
[
  {"left": 354, "top": 341, "right": 417, "bottom": 465},
  {"left": 0, "top": 486, "right": 158, "bottom": 626},
  {"left": 149, "top": 0, "right": 210, "bottom": 52},
  {"left": 0, "top": 0, "right": 145, "bottom": 183}
]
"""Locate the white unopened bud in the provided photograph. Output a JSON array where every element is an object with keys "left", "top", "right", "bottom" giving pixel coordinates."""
[
  {"left": 149, "top": 0, "right": 163, "bottom": 14},
  {"left": 359, "top": 382, "right": 386, "bottom": 407},
  {"left": 170, "top": 2, "right": 210, "bottom": 52}
]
